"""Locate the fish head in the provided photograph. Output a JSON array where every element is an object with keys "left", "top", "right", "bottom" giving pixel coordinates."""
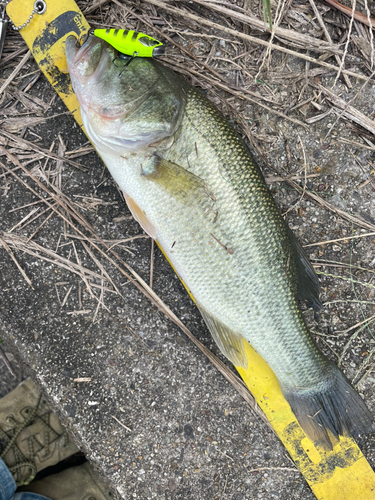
[{"left": 66, "top": 34, "right": 184, "bottom": 155}]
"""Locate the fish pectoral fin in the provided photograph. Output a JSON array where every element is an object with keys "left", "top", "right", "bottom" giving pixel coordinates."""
[
  {"left": 143, "top": 156, "right": 210, "bottom": 203},
  {"left": 288, "top": 227, "right": 322, "bottom": 311},
  {"left": 123, "top": 191, "right": 157, "bottom": 239},
  {"left": 198, "top": 307, "right": 248, "bottom": 369}
]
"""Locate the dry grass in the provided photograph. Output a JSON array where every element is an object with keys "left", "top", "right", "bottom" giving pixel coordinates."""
[{"left": 1, "top": 0, "right": 375, "bottom": 422}]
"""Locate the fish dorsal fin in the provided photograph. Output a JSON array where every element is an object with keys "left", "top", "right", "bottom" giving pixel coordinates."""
[
  {"left": 287, "top": 227, "right": 322, "bottom": 310},
  {"left": 143, "top": 156, "right": 210, "bottom": 203},
  {"left": 123, "top": 191, "right": 157, "bottom": 239},
  {"left": 198, "top": 307, "right": 248, "bottom": 369}
]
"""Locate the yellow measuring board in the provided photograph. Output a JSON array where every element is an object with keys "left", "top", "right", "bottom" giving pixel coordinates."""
[
  {"left": 6, "top": 1, "right": 375, "bottom": 498},
  {"left": 237, "top": 344, "right": 375, "bottom": 499},
  {"left": 7, "top": 0, "right": 89, "bottom": 127}
]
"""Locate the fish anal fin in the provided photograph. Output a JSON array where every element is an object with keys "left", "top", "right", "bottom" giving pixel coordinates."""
[
  {"left": 287, "top": 227, "right": 322, "bottom": 310},
  {"left": 198, "top": 307, "right": 248, "bottom": 369},
  {"left": 123, "top": 191, "right": 157, "bottom": 239}
]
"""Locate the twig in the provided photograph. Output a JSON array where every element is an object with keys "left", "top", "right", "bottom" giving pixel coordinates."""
[
  {"left": 0, "top": 131, "right": 88, "bottom": 171},
  {"left": 164, "top": 59, "right": 308, "bottom": 129},
  {"left": 61, "top": 285, "right": 73, "bottom": 307},
  {"left": 80, "top": 240, "right": 123, "bottom": 297},
  {"left": 283, "top": 134, "right": 307, "bottom": 214},
  {"left": 363, "top": 0, "right": 374, "bottom": 69},
  {"left": 247, "top": 466, "right": 298, "bottom": 472},
  {"left": 8, "top": 208, "right": 40, "bottom": 233},
  {"left": 279, "top": 176, "right": 375, "bottom": 232},
  {"left": 8, "top": 198, "right": 52, "bottom": 213},
  {"left": 0, "top": 46, "right": 28, "bottom": 70},
  {"left": 265, "top": 173, "right": 319, "bottom": 183},
  {"left": 221, "top": 474, "right": 228, "bottom": 500},
  {"left": 0, "top": 51, "right": 31, "bottom": 96},
  {"left": 92, "top": 271, "right": 105, "bottom": 323},
  {"left": 72, "top": 241, "right": 95, "bottom": 300},
  {"left": 0, "top": 347, "right": 16, "bottom": 378},
  {"left": 316, "top": 270, "right": 375, "bottom": 290},
  {"left": 66, "top": 234, "right": 148, "bottom": 244},
  {"left": 255, "top": 0, "right": 289, "bottom": 80},
  {"left": 333, "top": 0, "right": 356, "bottom": 87},
  {"left": 111, "top": 415, "right": 132, "bottom": 432},
  {"left": 304, "top": 231, "right": 375, "bottom": 247},
  {"left": 26, "top": 208, "right": 55, "bottom": 243},
  {"left": 308, "top": 0, "right": 351, "bottom": 88},
  {"left": 0, "top": 236, "right": 33, "bottom": 288},
  {"left": 320, "top": 0, "right": 375, "bottom": 28},
  {"left": 150, "top": 239, "right": 154, "bottom": 289},
  {"left": 66, "top": 310, "right": 91, "bottom": 315},
  {"left": 335, "top": 314, "right": 375, "bottom": 336},
  {"left": 216, "top": 448, "right": 234, "bottom": 461},
  {"left": 338, "top": 316, "right": 375, "bottom": 366},
  {"left": 1, "top": 233, "right": 112, "bottom": 283},
  {"left": 319, "top": 78, "right": 375, "bottom": 140},
  {"left": 140, "top": 0, "right": 372, "bottom": 82},
  {"left": 353, "top": 350, "right": 375, "bottom": 387},
  {"left": 338, "top": 138, "right": 375, "bottom": 152},
  {"left": 191, "top": 0, "right": 342, "bottom": 54},
  {"left": 85, "top": 0, "right": 111, "bottom": 14},
  {"left": 313, "top": 259, "right": 375, "bottom": 276},
  {"left": 210, "top": 233, "right": 234, "bottom": 254}
]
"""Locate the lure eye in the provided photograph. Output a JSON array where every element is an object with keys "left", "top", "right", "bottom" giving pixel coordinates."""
[{"left": 138, "top": 36, "right": 157, "bottom": 47}]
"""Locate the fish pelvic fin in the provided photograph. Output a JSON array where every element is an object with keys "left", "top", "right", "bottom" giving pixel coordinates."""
[
  {"left": 282, "top": 363, "right": 374, "bottom": 450},
  {"left": 287, "top": 227, "right": 322, "bottom": 311},
  {"left": 198, "top": 307, "right": 248, "bottom": 369},
  {"left": 123, "top": 192, "right": 157, "bottom": 239}
]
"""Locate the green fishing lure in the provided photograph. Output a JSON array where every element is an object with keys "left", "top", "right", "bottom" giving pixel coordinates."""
[{"left": 93, "top": 28, "right": 164, "bottom": 57}]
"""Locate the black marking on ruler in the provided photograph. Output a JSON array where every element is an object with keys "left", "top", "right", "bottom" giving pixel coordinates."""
[
  {"left": 32, "top": 11, "right": 86, "bottom": 96},
  {"left": 33, "top": 11, "right": 82, "bottom": 53},
  {"left": 122, "top": 29, "right": 129, "bottom": 38},
  {"left": 131, "top": 31, "right": 138, "bottom": 41}
]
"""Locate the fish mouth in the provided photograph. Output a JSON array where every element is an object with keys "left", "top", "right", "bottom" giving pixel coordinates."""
[
  {"left": 65, "top": 34, "right": 81, "bottom": 66},
  {"left": 66, "top": 34, "right": 104, "bottom": 77}
]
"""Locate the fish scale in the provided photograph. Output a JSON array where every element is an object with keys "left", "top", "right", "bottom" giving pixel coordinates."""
[{"left": 66, "top": 34, "right": 373, "bottom": 449}]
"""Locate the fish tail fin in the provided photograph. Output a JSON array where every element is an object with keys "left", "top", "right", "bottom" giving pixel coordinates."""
[{"left": 283, "top": 364, "right": 373, "bottom": 449}]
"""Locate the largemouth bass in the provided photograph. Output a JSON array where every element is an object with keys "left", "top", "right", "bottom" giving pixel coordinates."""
[{"left": 66, "top": 34, "right": 373, "bottom": 448}]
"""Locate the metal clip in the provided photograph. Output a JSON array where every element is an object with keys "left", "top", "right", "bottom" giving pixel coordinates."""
[{"left": 0, "top": 6, "right": 7, "bottom": 61}]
